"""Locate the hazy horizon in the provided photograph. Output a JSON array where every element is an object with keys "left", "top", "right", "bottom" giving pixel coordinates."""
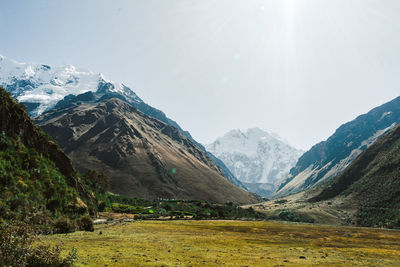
[{"left": 2, "top": 0, "right": 400, "bottom": 150}]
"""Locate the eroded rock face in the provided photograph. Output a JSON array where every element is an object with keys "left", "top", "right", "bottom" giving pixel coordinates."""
[{"left": 37, "top": 98, "right": 260, "bottom": 204}]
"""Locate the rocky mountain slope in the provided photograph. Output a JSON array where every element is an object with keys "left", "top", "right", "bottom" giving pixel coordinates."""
[
  {"left": 0, "top": 54, "right": 244, "bottom": 190},
  {"left": 309, "top": 123, "right": 400, "bottom": 228},
  {"left": 206, "top": 128, "right": 303, "bottom": 198},
  {"left": 36, "top": 98, "right": 260, "bottom": 204},
  {"left": 276, "top": 96, "right": 400, "bottom": 197}
]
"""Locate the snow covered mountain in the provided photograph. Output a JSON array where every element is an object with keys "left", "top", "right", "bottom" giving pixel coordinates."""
[
  {"left": 0, "top": 55, "right": 141, "bottom": 116},
  {"left": 206, "top": 128, "right": 304, "bottom": 197}
]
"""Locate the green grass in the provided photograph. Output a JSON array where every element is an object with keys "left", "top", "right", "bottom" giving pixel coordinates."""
[{"left": 40, "top": 220, "right": 400, "bottom": 266}]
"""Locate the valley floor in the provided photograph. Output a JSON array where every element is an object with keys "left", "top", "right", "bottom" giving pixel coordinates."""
[{"left": 40, "top": 220, "right": 400, "bottom": 266}]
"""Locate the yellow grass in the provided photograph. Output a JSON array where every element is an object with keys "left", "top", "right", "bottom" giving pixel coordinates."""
[{"left": 39, "top": 220, "right": 400, "bottom": 266}]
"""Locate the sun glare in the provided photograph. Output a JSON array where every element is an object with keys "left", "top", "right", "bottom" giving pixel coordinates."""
[{"left": 282, "top": 0, "right": 297, "bottom": 25}]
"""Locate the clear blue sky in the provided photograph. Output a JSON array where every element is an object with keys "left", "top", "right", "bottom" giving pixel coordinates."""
[{"left": 1, "top": 0, "right": 400, "bottom": 149}]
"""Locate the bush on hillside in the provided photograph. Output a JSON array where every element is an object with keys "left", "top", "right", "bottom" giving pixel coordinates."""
[
  {"left": 278, "top": 210, "right": 315, "bottom": 223},
  {"left": 0, "top": 221, "right": 77, "bottom": 266},
  {"left": 53, "top": 218, "right": 77, "bottom": 234},
  {"left": 0, "top": 132, "right": 79, "bottom": 221},
  {"left": 77, "top": 215, "right": 94, "bottom": 232}
]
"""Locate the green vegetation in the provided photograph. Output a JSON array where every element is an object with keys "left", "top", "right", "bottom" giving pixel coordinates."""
[
  {"left": 0, "top": 132, "right": 83, "bottom": 222},
  {"left": 0, "top": 131, "right": 101, "bottom": 233},
  {"left": 278, "top": 210, "right": 315, "bottom": 223},
  {"left": 109, "top": 203, "right": 154, "bottom": 215},
  {"left": 102, "top": 195, "right": 266, "bottom": 220}
]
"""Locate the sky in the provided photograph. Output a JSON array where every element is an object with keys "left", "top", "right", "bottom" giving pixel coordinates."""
[{"left": 1, "top": 0, "right": 400, "bottom": 150}]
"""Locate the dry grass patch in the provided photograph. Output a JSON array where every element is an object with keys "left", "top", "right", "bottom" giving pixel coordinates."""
[{"left": 40, "top": 220, "right": 400, "bottom": 266}]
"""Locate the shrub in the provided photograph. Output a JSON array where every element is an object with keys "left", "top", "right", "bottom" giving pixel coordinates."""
[
  {"left": 0, "top": 221, "right": 77, "bottom": 266},
  {"left": 25, "top": 211, "right": 54, "bottom": 235},
  {"left": 97, "top": 201, "right": 106, "bottom": 212},
  {"left": 77, "top": 215, "right": 94, "bottom": 232},
  {"left": 53, "top": 218, "right": 77, "bottom": 234},
  {"left": 278, "top": 210, "right": 315, "bottom": 223}
]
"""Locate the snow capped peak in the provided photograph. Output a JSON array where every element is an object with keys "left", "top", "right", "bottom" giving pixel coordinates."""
[
  {"left": 206, "top": 128, "right": 304, "bottom": 189},
  {"left": 0, "top": 54, "right": 8, "bottom": 63},
  {"left": 0, "top": 55, "right": 142, "bottom": 116},
  {"left": 214, "top": 127, "right": 292, "bottom": 158},
  {"left": 224, "top": 127, "right": 288, "bottom": 143},
  {"left": 246, "top": 127, "right": 267, "bottom": 134},
  {"left": 99, "top": 73, "right": 110, "bottom": 82},
  {"left": 224, "top": 127, "right": 270, "bottom": 140},
  {"left": 0, "top": 54, "right": 17, "bottom": 63}
]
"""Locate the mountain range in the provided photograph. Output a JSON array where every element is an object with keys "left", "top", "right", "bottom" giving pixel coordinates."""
[
  {"left": 2, "top": 54, "right": 400, "bottom": 211},
  {"left": 206, "top": 128, "right": 303, "bottom": 198},
  {"left": 0, "top": 54, "right": 244, "bottom": 190},
  {"left": 0, "top": 55, "right": 258, "bottom": 203}
]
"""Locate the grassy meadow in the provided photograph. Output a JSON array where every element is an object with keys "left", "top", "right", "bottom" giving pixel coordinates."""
[{"left": 39, "top": 220, "right": 400, "bottom": 266}]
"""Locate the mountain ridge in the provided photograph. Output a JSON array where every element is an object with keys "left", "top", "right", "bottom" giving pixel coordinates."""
[
  {"left": 276, "top": 96, "right": 400, "bottom": 198},
  {"left": 307, "top": 122, "right": 400, "bottom": 228}
]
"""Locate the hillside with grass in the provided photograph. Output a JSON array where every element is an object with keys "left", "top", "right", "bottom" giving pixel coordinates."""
[
  {"left": 0, "top": 86, "right": 106, "bottom": 228},
  {"left": 0, "top": 86, "right": 109, "bottom": 265}
]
